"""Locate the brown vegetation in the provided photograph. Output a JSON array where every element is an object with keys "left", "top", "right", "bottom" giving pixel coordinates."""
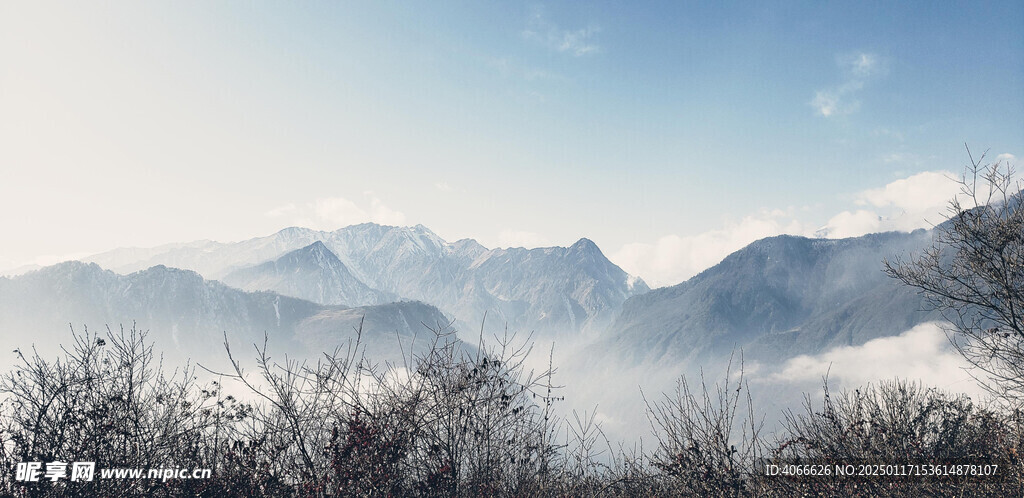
[{"left": 0, "top": 322, "right": 1019, "bottom": 497}]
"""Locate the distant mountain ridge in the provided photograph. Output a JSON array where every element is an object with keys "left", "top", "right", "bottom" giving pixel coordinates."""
[
  {"left": 603, "top": 230, "right": 941, "bottom": 364},
  {"left": 221, "top": 241, "right": 396, "bottom": 307},
  {"left": 84, "top": 224, "right": 650, "bottom": 336},
  {"left": 26, "top": 223, "right": 952, "bottom": 373},
  {"left": 0, "top": 261, "right": 452, "bottom": 369}
]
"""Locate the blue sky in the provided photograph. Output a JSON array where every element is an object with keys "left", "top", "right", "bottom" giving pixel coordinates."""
[{"left": 2, "top": 1, "right": 1022, "bottom": 285}]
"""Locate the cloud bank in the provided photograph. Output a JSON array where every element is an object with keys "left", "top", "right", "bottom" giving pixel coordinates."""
[
  {"left": 820, "top": 170, "right": 961, "bottom": 237},
  {"left": 611, "top": 209, "right": 813, "bottom": 287},
  {"left": 265, "top": 194, "right": 407, "bottom": 231},
  {"left": 763, "top": 322, "right": 986, "bottom": 399}
]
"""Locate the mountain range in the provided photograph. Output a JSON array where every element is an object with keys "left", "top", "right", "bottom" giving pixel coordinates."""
[
  {"left": 83, "top": 224, "right": 649, "bottom": 336},
  {"left": 0, "top": 261, "right": 451, "bottom": 370},
  {"left": 1, "top": 222, "right": 944, "bottom": 374}
]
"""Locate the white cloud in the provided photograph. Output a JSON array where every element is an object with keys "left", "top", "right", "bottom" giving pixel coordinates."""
[
  {"left": 610, "top": 209, "right": 814, "bottom": 287},
  {"left": 264, "top": 203, "right": 297, "bottom": 218},
  {"left": 557, "top": 27, "right": 600, "bottom": 56},
  {"left": 312, "top": 197, "right": 367, "bottom": 225},
  {"left": 821, "top": 170, "right": 961, "bottom": 237},
  {"left": 765, "top": 322, "right": 986, "bottom": 399},
  {"left": 811, "top": 52, "right": 881, "bottom": 117},
  {"left": 497, "top": 229, "right": 550, "bottom": 249},
  {"left": 841, "top": 52, "right": 881, "bottom": 78},
  {"left": 819, "top": 210, "right": 883, "bottom": 238},
  {"left": 434, "top": 181, "right": 453, "bottom": 192},
  {"left": 810, "top": 90, "right": 841, "bottom": 117},
  {"left": 366, "top": 194, "right": 407, "bottom": 225},
  {"left": 858, "top": 170, "right": 959, "bottom": 212},
  {"left": 811, "top": 81, "right": 863, "bottom": 117},
  {"left": 522, "top": 11, "right": 600, "bottom": 57},
  {"left": 266, "top": 194, "right": 407, "bottom": 231},
  {"left": 997, "top": 153, "right": 1017, "bottom": 164},
  {"left": 615, "top": 169, "right": 964, "bottom": 286}
]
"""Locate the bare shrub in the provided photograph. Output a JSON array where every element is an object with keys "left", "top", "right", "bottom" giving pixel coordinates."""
[
  {"left": 885, "top": 149, "right": 1024, "bottom": 405},
  {"left": 0, "top": 324, "right": 244, "bottom": 497},
  {"left": 211, "top": 320, "right": 564, "bottom": 497},
  {"left": 643, "top": 357, "right": 766, "bottom": 497},
  {"left": 2, "top": 322, "right": 1020, "bottom": 497},
  {"left": 768, "top": 380, "right": 1024, "bottom": 496}
]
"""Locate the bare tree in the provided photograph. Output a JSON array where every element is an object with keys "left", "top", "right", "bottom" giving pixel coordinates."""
[
  {"left": 643, "top": 356, "right": 765, "bottom": 497},
  {"left": 884, "top": 148, "right": 1024, "bottom": 405}
]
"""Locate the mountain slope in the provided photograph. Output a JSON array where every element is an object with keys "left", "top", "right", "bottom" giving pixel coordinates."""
[
  {"left": 221, "top": 241, "right": 395, "bottom": 306},
  {"left": 455, "top": 238, "right": 649, "bottom": 335},
  {"left": 83, "top": 227, "right": 328, "bottom": 279},
  {"left": 0, "top": 262, "right": 452, "bottom": 370},
  {"left": 604, "top": 230, "right": 941, "bottom": 364}
]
